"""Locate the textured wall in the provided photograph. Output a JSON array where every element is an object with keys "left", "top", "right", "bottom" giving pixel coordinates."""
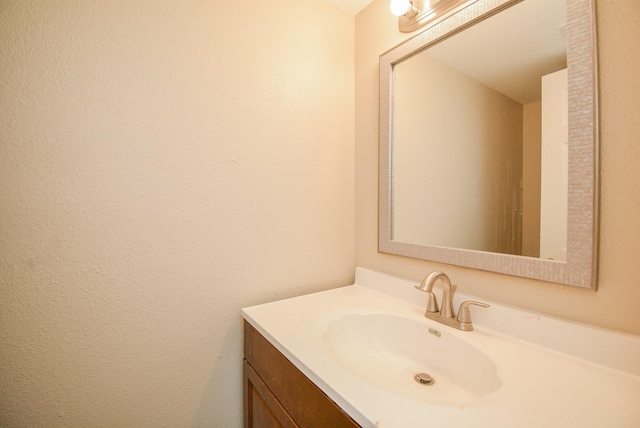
[
  {"left": 0, "top": 0, "right": 354, "bottom": 426},
  {"left": 355, "top": 0, "right": 640, "bottom": 334}
]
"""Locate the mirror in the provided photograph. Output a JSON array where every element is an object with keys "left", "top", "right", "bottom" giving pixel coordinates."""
[{"left": 379, "top": 0, "right": 598, "bottom": 289}]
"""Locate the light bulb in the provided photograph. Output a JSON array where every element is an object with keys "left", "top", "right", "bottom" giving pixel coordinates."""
[{"left": 390, "top": 0, "right": 412, "bottom": 17}]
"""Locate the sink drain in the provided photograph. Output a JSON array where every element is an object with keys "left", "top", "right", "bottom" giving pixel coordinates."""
[{"left": 414, "top": 373, "right": 435, "bottom": 385}]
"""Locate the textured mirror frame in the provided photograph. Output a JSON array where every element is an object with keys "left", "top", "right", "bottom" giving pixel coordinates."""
[{"left": 379, "top": 0, "right": 599, "bottom": 289}]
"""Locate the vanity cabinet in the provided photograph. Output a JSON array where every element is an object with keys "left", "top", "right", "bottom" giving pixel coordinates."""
[{"left": 243, "top": 322, "right": 359, "bottom": 428}]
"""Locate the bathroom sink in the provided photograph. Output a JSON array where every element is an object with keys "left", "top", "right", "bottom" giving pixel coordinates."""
[
  {"left": 323, "top": 313, "right": 501, "bottom": 405},
  {"left": 243, "top": 268, "right": 640, "bottom": 427}
]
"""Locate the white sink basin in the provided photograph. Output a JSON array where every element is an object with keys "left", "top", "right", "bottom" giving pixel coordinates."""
[{"left": 323, "top": 313, "right": 501, "bottom": 405}]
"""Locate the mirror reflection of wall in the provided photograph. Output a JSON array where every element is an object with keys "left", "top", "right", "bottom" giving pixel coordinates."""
[
  {"left": 540, "top": 68, "right": 568, "bottom": 261},
  {"left": 391, "top": 0, "right": 568, "bottom": 260},
  {"left": 393, "top": 53, "right": 524, "bottom": 255}
]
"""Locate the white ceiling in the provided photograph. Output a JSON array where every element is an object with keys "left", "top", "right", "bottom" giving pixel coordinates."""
[
  {"left": 323, "top": 0, "right": 375, "bottom": 14},
  {"left": 425, "top": 0, "right": 566, "bottom": 104},
  {"left": 332, "top": 0, "right": 567, "bottom": 105}
]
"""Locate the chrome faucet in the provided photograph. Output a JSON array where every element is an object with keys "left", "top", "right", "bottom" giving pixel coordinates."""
[{"left": 415, "top": 271, "right": 489, "bottom": 331}]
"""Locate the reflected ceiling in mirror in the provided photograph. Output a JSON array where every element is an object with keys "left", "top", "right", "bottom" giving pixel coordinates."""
[{"left": 379, "top": 0, "right": 598, "bottom": 288}]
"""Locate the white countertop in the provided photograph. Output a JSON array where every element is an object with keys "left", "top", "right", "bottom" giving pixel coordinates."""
[{"left": 242, "top": 268, "right": 640, "bottom": 427}]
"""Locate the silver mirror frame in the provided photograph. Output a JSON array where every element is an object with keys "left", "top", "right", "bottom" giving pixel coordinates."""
[{"left": 379, "top": 0, "right": 599, "bottom": 289}]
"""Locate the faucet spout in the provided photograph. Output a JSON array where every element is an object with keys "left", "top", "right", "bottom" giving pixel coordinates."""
[
  {"left": 415, "top": 271, "right": 456, "bottom": 318},
  {"left": 430, "top": 271, "right": 456, "bottom": 318}
]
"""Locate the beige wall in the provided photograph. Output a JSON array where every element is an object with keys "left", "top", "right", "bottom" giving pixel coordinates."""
[
  {"left": 393, "top": 52, "right": 523, "bottom": 253},
  {"left": 0, "top": 0, "right": 354, "bottom": 426},
  {"left": 540, "top": 68, "right": 569, "bottom": 261},
  {"left": 355, "top": 0, "right": 640, "bottom": 335},
  {"left": 522, "top": 101, "right": 542, "bottom": 257}
]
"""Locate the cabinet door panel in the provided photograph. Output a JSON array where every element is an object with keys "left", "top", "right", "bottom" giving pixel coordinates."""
[
  {"left": 244, "top": 322, "right": 359, "bottom": 428},
  {"left": 244, "top": 361, "right": 297, "bottom": 428}
]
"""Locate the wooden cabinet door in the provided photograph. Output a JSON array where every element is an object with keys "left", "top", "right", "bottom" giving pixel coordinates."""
[
  {"left": 244, "top": 361, "right": 297, "bottom": 428},
  {"left": 243, "top": 322, "right": 360, "bottom": 428}
]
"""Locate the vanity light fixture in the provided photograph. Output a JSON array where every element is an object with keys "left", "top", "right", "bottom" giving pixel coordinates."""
[
  {"left": 391, "top": 0, "right": 480, "bottom": 33},
  {"left": 390, "top": 0, "right": 418, "bottom": 18}
]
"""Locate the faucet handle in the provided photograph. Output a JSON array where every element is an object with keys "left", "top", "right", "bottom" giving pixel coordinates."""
[
  {"left": 414, "top": 284, "right": 439, "bottom": 313},
  {"left": 425, "top": 293, "right": 439, "bottom": 313},
  {"left": 456, "top": 301, "right": 490, "bottom": 324}
]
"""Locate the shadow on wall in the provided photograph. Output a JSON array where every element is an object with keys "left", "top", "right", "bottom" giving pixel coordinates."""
[{"left": 190, "top": 322, "right": 244, "bottom": 426}]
